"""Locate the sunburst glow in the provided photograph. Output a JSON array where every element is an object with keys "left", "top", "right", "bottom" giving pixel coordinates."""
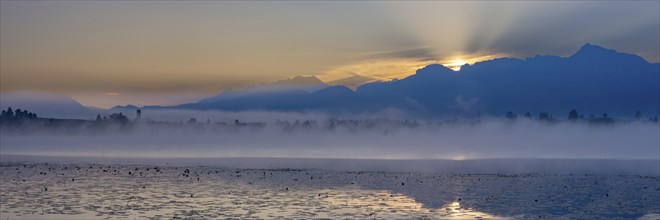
[{"left": 443, "top": 59, "right": 468, "bottom": 71}]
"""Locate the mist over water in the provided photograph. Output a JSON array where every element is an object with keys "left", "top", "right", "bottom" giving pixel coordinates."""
[
  {"left": 1, "top": 112, "right": 659, "bottom": 219},
  {"left": 1, "top": 110, "right": 658, "bottom": 161}
]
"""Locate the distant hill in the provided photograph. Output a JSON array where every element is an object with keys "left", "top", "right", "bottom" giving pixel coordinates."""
[
  {"left": 106, "top": 104, "right": 141, "bottom": 119},
  {"left": 268, "top": 75, "right": 328, "bottom": 92},
  {"left": 152, "top": 43, "right": 658, "bottom": 118},
  {"left": 195, "top": 75, "right": 329, "bottom": 105},
  {"left": 0, "top": 91, "right": 100, "bottom": 119},
  {"left": 327, "top": 74, "right": 379, "bottom": 90},
  {"left": 0, "top": 93, "right": 146, "bottom": 120},
  {"left": 110, "top": 104, "right": 140, "bottom": 111}
]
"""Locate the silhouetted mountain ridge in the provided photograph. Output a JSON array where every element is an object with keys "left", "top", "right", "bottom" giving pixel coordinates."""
[
  {"left": 135, "top": 44, "right": 660, "bottom": 117},
  {"left": 5, "top": 42, "right": 657, "bottom": 119}
]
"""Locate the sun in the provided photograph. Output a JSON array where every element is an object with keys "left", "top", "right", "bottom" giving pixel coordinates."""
[
  {"left": 443, "top": 59, "right": 468, "bottom": 71},
  {"left": 441, "top": 54, "right": 503, "bottom": 71}
]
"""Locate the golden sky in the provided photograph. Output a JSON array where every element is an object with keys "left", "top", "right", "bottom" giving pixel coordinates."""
[{"left": 1, "top": 1, "right": 658, "bottom": 108}]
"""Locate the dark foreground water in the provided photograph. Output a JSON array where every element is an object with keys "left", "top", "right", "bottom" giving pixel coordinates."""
[{"left": 0, "top": 155, "right": 658, "bottom": 219}]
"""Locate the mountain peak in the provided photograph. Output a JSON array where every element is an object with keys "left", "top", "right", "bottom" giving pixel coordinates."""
[
  {"left": 575, "top": 43, "right": 613, "bottom": 54},
  {"left": 581, "top": 42, "right": 594, "bottom": 48},
  {"left": 569, "top": 43, "right": 648, "bottom": 64},
  {"left": 571, "top": 43, "right": 629, "bottom": 58}
]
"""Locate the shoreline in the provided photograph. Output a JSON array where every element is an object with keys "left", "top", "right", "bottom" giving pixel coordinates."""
[{"left": 2, "top": 154, "right": 658, "bottom": 176}]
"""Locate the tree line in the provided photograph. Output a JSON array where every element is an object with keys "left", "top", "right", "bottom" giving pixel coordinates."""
[
  {"left": 0, "top": 107, "right": 37, "bottom": 120},
  {"left": 505, "top": 109, "right": 658, "bottom": 123}
]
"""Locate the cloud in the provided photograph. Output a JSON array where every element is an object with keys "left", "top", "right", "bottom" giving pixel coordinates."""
[
  {"left": 360, "top": 47, "right": 437, "bottom": 61},
  {"left": 484, "top": 2, "right": 660, "bottom": 59},
  {"left": 318, "top": 58, "right": 440, "bottom": 83}
]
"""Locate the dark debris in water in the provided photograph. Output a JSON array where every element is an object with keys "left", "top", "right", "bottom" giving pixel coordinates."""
[{"left": 0, "top": 162, "right": 658, "bottom": 219}]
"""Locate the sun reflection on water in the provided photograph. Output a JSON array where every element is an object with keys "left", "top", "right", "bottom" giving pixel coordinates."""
[
  {"left": 438, "top": 201, "right": 510, "bottom": 219},
  {"left": 317, "top": 187, "right": 508, "bottom": 219}
]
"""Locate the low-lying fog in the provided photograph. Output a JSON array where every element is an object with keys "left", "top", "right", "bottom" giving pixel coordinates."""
[{"left": 1, "top": 110, "right": 658, "bottom": 161}]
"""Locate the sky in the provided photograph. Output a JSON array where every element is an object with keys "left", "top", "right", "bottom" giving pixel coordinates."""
[{"left": 1, "top": 1, "right": 659, "bottom": 108}]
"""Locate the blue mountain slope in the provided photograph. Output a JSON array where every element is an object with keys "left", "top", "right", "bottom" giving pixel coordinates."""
[
  {"left": 173, "top": 89, "right": 310, "bottom": 111},
  {"left": 460, "top": 44, "right": 658, "bottom": 116},
  {"left": 197, "top": 76, "right": 328, "bottom": 104},
  {"left": 154, "top": 44, "right": 659, "bottom": 117}
]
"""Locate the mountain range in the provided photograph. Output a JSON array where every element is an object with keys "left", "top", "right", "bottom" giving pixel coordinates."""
[
  {"left": 149, "top": 43, "right": 659, "bottom": 117},
  {"left": 2, "top": 43, "right": 658, "bottom": 118}
]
